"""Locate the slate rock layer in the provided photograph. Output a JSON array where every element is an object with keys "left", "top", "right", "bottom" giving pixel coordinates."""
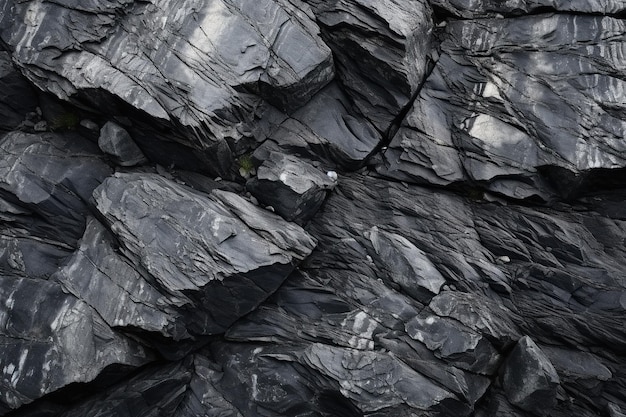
[{"left": 0, "top": 0, "right": 626, "bottom": 416}]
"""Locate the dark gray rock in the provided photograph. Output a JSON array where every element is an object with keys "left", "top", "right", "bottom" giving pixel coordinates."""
[
  {"left": 0, "top": 0, "right": 333, "bottom": 152},
  {"left": 2, "top": 1, "right": 626, "bottom": 416},
  {"left": 0, "top": 51, "right": 38, "bottom": 131},
  {"left": 92, "top": 172, "right": 316, "bottom": 337},
  {"left": 429, "top": 291, "right": 522, "bottom": 349},
  {"left": 305, "top": 0, "right": 433, "bottom": 130},
  {"left": 405, "top": 313, "right": 501, "bottom": 375},
  {"left": 431, "top": 0, "right": 626, "bottom": 18},
  {"left": 501, "top": 336, "right": 560, "bottom": 415},
  {"left": 53, "top": 217, "right": 186, "bottom": 339},
  {"left": 379, "top": 14, "right": 626, "bottom": 200},
  {"left": 255, "top": 82, "right": 382, "bottom": 170},
  {"left": 365, "top": 226, "right": 446, "bottom": 303},
  {"left": 246, "top": 151, "right": 336, "bottom": 223},
  {"left": 98, "top": 121, "right": 147, "bottom": 166},
  {"left": 0, "top": 131, "right": 112, "bottom": 244},
  {"left": 0, "top": 274, "right": 152, "bottom": 411},
  {"left": 0, "top": 233, "right": 71, "bottom": 280}
]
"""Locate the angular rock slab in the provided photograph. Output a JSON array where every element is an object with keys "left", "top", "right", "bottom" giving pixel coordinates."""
[
  {"left": 305, "top": 0, "right": 433, "bottom": 130},
  {"left": 98, "top": 121, "right": 147, "bottom": 167},
  {"left": 92, "top": 172, "right": 317, "bottom": 336},
  {"left": 0, "top": 0, "right": 333, "bottom": 145},
  {"left": 380, "top": 14, "right": 626, "bottom": 200},
  {"left": 0, "top": 131, "right": 112, "bottom": 244},
  {"left": 0, "top": 275, "right": 152, "bottom": 411},
  {"left": 246, "top": 151, "right": 336, "bottom": 224},
  {"left": 53, "top": 217, "right": 186, "bottom": 340},
  {"left": 299, "top": 343, "right": 471, "bottom": 416},
  {"left": 501, "top": 336, "right": 560, "bottom": 415},
  {"left": 254, "top": 82, "right": 382, "bottom": 169}
]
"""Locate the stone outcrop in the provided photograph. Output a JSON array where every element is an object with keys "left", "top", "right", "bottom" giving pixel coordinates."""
[{"left": 0, "top": 1, "right": 625, "bottom": 416}]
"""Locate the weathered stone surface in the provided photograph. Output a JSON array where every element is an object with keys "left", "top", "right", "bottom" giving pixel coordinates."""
[
  {"left": 431, "top": 0, "right": 626, "bottom": 18},
  {"left": 98, "top": 121, "right": 147, "bottom": 166},
  {"left": 53, "top": 217, "right": 185, "bottom": 339},
  {"left": 0, "top": 0, "right": 333, "bottom": 150},
  {"left": 0, "top": 131, "right": 112, "bottom": 244},
  {"left": 379, "top": 14, "right": 626, "bottom": 200},
  {"left": 0, "top": 274, "right": 152, "bottom": 411},
  {"left": 406, "top": 313, "right": 501, "bottom": 375},
  {"left": 92, "top": 172, "right": 316, "bottom": 337},
  {"left": 429, "top": 291, "right": 522, "bottom": 349},
  {"left": 366, "top": 226, "right": 446, "bottom": 303},
  {"left": 501, "top": 336, "right": 560, "bottom": 415},
  {"left": 305, "top": 0, "right": 433, "bottom": 130},
  {"left": 246, "top": 151, "right": 336, "bottom": 223},
  {"left": 255, "top": 82, "right": 382, "bottom": 169},
  {"left": 2, "top": 1, "right": 626, "bottom": 416}
]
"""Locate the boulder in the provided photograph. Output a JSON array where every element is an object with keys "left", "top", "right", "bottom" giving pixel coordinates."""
[
  {"left": 98, "top": 121, "right": 147, "bottom": 166},
  {"left": 405, "top": 313, "right": 501, "bottom": 375},
  {"left": 0, "top": 274, "right": 152, "bottom": 411},
  {"left": 501, "top": 336, "right": 560, "bottom": 414},
  {"left": 92, "top": 172, "right": 317, "bottom": 337},
  {"left": 246, "top": 151, "right": 336, "bottom": 223}
]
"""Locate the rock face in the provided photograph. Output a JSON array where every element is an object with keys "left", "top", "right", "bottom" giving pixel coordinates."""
[
  {"left": 91, "top": 172, "right": 316, "bottom": 340},
  {"left": 98, "top": 121, "right": 147, "bottom": 166},
  {"left": 305, "top": 0, "right": 434, "bottom": 130},
  {"left": 1, "top": 1, "right": 626, "bottom": 417},
  {"left": 0, "top": 0, "right": 334, "bottom": 152},
  {"left": 501, "top": 336, "right": 560, "bottom": 414},
  {"left": 379, "top": 13, "right": 626, "bottom": 201}
]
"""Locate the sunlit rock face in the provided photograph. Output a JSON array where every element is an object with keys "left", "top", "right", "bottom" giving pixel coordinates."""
[
  {"left": 0, "top": 0, "right": 333, "bottom": 148},
  {"left": 380, "top": 14, "right": 626, "bottom": 201}
]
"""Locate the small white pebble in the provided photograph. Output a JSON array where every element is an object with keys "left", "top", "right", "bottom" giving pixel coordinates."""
[
  {"left": 326, "top": 171, "right": 338, "bottom": 181},
  {"left": 496, "top": 255, "right": 511, "bottom": 264}
]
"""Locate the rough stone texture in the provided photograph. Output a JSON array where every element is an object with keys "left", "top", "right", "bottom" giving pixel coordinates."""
[
  {"left": 501, "top": 336, "right": 560, "bottom": 415},
  {"left": 431, "top": 0, "right": 626, "bottom": 17},
  {"left": 379, "top": 13, "right": 626, "bottom": 201},
  {"left": 0, "top": 274, "right": 152, "bottom": 411},
  {"left": 98, "top": 121, "right": 147, "bottom": 166},
  {"left": 1, "top": 1, "right": 626, "bottom": 416},
  {"left": 0, "top": 0, "right": 334, "bottom": 150},
  {"left": 305, "top": 0, "right": 433, "bottom": 130},
  {"left": 0, "top": 131, "right": 112, "bottom": 244},
  {"left": 246, "top": 151, "right": 336, "bottom": 223},
  {"left": 254, "top": 82, "right": 382, "bottom": 170},
  {"left": 92, "top": 173, "right": 317, "bottom": 339}
]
